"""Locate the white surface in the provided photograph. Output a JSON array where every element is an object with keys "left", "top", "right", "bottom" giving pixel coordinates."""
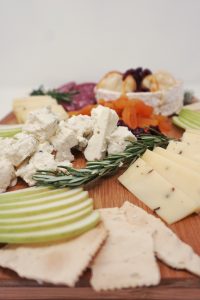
[{"left": 0, "top": 0, "right": 200, "bottom": 119}]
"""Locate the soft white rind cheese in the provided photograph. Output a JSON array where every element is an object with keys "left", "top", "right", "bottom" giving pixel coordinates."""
[
  {"left": 118, "top": 158, "right": 197, "bottom": 224},
  {"left": 23, "top": 107, "right": 59, "bottom": 142},
  {"left": 95, "top": 81, "right": 183, "bottom": 116},
  {"left": 84, "top": 105, "right": 119, "bottom": 161},
  {"left": 107, "top": 126, "right": 136, "bottom": 155}
]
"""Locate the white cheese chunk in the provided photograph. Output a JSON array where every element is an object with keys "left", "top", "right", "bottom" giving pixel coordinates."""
[
  {"left": 23, "top": 107, "right": 59, "bottom": 142},
  {"left": 142, "top": 150, "right": 200, "bottom": 211},
  {"left": 121, "top": 202, "right": 200, "bottom": 277},
  {"left": 50, "top": 121, "right": 78, "bottom": 162},
  {"left": 66, "top": 115, "right": 94, "bottom": 150},
  {"left": 167, "top": 140, "right": 200, "bottom": 162},
  {"left": 84, "top": 105, "right": 119, "bottom": 161},
  {"left": 118, "top": 158, "right": 197, "bottom": 224},
  {"left": 0, "top": 158, "right": 16, "bottom": 193},
  {"left": 0, "top": 134, "right": 38, "bottom": 167},
  {"left": 16, "top": 151, "right": 57, "bottom": 186},
  {"left": 91, "top": 208, "right": 160, "bottom": 290},
  {"left": 107, "top": 126, "right": 136, "bottom": 154}
]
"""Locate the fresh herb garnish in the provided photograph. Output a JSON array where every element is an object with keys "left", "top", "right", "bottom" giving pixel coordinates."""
[
  {"left": 33, "top": 133, "right": 169, "bottom": 188},
  {"left": 30, "top": 86, "right": 79, "bottom": 103}
]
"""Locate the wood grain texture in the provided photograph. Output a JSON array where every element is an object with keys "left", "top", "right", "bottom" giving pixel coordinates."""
[{"left": 0, "top": 112, "right": 199, "bottom": 300}]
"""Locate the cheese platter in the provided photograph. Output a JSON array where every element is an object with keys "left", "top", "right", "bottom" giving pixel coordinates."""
[{"left": 0, "top": 68, "right": 200, "bottom": 300}]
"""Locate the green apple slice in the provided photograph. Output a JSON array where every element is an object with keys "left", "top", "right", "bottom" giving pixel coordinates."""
[
  {"left": 0, "top": 188, "right": 83, "bottom": 208},
  {"left": 0, "top": 211, "right": 100, "bottom": 243},
  {"left": 0, "top": 187, "right": 53, "bottom": 202},
  {"left": 0, "top": 198, "right": 93, "bottom": 225},
  {"left": 0, "top": 187, "right": 72, "bottom": 204},
  {"left": 0, "top": 191, "right": 89, "bottom": 218},
  {"left": 0, "top": 206, "right": 93, "bottom": 233}
]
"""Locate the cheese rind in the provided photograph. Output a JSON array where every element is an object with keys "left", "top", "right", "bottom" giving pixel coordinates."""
[
  {"left": 118, "top": 158, "right": 197, "bottom": 224},
  {"left": 142, "top": 150, "right": 200, "bottom": 211}
]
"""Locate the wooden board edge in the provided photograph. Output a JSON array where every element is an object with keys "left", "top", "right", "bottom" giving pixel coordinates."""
[{"left": 0, "top": 279, "right": 200, "bottom": 300}]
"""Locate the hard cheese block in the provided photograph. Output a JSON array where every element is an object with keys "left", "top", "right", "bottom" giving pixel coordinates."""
[
  {"left": 142, "top": 150, "right": 200, "bottom": 211},
  {"left": 118, "top": 158, "right": 197, "bottom": 224},
  {"left": 167, "top": 140, "right": 200, "bottom": 162},
  {"left": 154, "top": 147, "right": 200, "bottom": 173}
]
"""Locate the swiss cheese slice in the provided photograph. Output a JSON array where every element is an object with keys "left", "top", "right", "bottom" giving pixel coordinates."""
[
  {"left": 142, "top": 150, "right": 200, "bottom": 211},
  {"left": 118, "top": 158, "right": 197, "bottom": 224}
]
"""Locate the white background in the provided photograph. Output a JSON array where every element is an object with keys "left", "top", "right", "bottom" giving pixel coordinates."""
[{"left": 0, "top": 0, "right": 200, "bottom": 118}]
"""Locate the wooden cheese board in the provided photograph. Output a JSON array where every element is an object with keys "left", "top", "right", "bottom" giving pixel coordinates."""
[{"left": 0, "top": 112, "right": 200, "bottom": 300}]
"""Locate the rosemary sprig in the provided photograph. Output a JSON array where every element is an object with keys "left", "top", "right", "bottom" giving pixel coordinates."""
[
  {"left": 33, "top": 133, "right": 169, "bottom": 188},
  {"left": 30, "top": 86, "right": 79, "bottom": 103}
]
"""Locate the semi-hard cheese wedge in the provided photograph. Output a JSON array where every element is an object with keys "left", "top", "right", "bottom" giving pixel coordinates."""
[
  {"left": 182, "top": 131, "right": 200, "bottom": 146},
  {"left": 154, "top": 147, "right": 200, "bottom": 174},
  {"left": 118, "top": 158, "right": 197, "bottom": 224},
  {"left": 167, "top": 140, "right": 200, "bottom": 162},
  {"left": 142, "top": 150, "right": 200, "bottom": 211}
]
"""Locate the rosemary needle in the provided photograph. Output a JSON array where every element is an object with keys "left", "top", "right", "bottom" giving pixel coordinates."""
[{"left": 33, "top": 133, "right": 169, "bottom": 189}]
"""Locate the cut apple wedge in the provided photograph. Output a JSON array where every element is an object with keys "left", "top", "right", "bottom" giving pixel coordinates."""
[
  {"left": 0, "top": 206, "right": 93, "bottom": 233},
  {"left": 0, "top": 188, "right": 82, "bottom": 207},
  {"left": 0, "top": 191, "right": 89, "bottom": 218},
  {"left": 0, "top": 211, "right": 100, "bottom": 243},
  {"left": 0, "top": 198, "right": 93, "bottom": 225}
]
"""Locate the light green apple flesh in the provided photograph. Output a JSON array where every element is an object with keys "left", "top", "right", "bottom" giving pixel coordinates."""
[
  {"left": 0, "top": 187, "right": 53, "bottom": 202},
  {"left": 0, "top": 206, "right": 93, "bottom": 233},
  {"left": 0, "top": 188, "right": 83, "bottom": 207},
  {"left": 0, "top": 211, "right": 100, "bottom": 243},
  {"left": 0, "top": 191, "right": 89, "bottom": 218},
  {"left": 0, "top": 198, "right": 93, "bottom": 225}
]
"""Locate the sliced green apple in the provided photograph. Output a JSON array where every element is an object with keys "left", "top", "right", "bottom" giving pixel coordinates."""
[
  {"left": 0, "top": 211, "right": 100, "bottom": 243},
  {"left": 0, "top": 187, "right": 52, "bottom": 202},
  {"left": 0, "top": 206, "right": 93, "bottom": 233},
  {"left": 0, "top": 191, "right": 89, "bottom": 218},
  {"left": 0, "top": 188, "right": 82, "bottom": 207},
  {"left": 0, "top": 198, "right": 93, "bottom": 225}
]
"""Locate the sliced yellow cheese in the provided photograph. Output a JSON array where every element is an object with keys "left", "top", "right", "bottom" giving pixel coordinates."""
[
  {"left": 118, "top": 158, "right": 197, "bottom": 224},
  {"left": 13, "top": 96, "right": 56, "bottom": 109},
  {"left": 154, "top": 147, "right": 200, "bottom": 173},
  {"left": 167, "top": 140, "right": 200, "bottom": 162},
  {"left": 182, "top": 131, "right": 200, "bottom": 146},
  {"left": 142, "top": 150, "right": 200, "bottom": 211}
]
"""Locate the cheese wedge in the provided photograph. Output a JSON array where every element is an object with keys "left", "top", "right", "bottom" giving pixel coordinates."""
[
  {"left": 154, "top": 147, "right": 200, "bottom": 173},
  {"left": 167, "top": 140, "right": 200, "bottom": 162},
  {"left": 118, "top": 158, "right": 197, "bottom": 224},
  {"left": 182, "top": 131, "right": 200, "bottom": 146},
  {"left": 142, "top": 150, "right": 200, "bottom": 211}
]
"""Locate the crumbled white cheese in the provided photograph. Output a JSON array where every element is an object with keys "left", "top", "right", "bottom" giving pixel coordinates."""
[
  {"left": 16, "top": 151, "right": 57, "bottom": 186},
  {"left": 50, "top": 121, "right": 78, "bottom": 162},
  {"left": 84, "top": 105, "right": 119, "bottom": 161},
  {"left": 0, "top": 158, "right": 16, "bottom": 193},
  {"left": 66, "top": 115, "right": 94, "bottom": 149},
  {"left": 0, "top": 134, "right": 38, "bottom": 167},
  {"left": 23, "top": 107, "right": 59, "bottom": 142},
  {"left": 37, "top": 141, "right": 54, "bottom": 153},
  {"left": 107, "top": 126, "right": 136, "bottom": 154}
]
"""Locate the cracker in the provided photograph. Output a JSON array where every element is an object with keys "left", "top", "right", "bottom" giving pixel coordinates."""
[
  {"left": 121, "top": 201, "right": 200, "bottom": 277},
  {"left": 90, "top": 209, "right": 160, "bottom": 291},
  {"left": 0, "top": 223, "right": 107, "bottom": 286}
]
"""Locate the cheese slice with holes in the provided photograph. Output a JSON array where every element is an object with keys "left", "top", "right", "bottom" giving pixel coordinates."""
[
  {"left": 118, "top": 158, "right": 197, "bottom": 224},
  {"left": 142, "top": 150, "right": 200, "bottom": 211}
]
